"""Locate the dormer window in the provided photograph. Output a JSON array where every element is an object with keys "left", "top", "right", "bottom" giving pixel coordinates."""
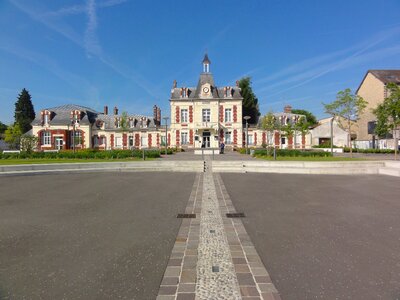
[
  {"left": 70, "top": 110, "right": 81, "bottom": 126},
  {"left": 44, "top": 114, "right": 49, "bottom": 125},
  {"left": 115, "top": 118, "right": 121, "bottom": 128},
  {"left": 225, "top": 87, "right": 231, "bottom": 98},
  {"left": 129, "top": 118, "right": 135, "bottom": 128},
  {"left": 41, "top": 110, "right": 52, "bottom": 126},
  {"left": 181, "top": 88, "right": 187, "bottom": 98},
  {"left": 141, "top": 117, "right": 148, "bottom": 128}
]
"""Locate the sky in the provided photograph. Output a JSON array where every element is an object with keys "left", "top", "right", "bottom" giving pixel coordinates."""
[{"left": 1, "top": 0, "right": 400, "bottom": 124}]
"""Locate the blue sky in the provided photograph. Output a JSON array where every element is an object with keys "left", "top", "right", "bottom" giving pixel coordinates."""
[{"left": 1, "top": 0, "right": 400, "bottom": 124}]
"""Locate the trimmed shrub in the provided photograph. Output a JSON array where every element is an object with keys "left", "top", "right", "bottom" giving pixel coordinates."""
[{"left": 253, "top": 148, "right": 332, "bottom": 157}]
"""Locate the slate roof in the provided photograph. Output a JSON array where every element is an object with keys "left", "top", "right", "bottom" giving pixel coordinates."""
[
  {"left": 170, "top": 72, "right": 242, "bottom": 100},
  {"left": 356, "top": 70, "right": 400, "bottom": 93},
  {"left": 369, "top": 70, "right": 400, "bottom": 84},
  {"left": 32, "top": 104, "right": 157, "bottom": 130}
]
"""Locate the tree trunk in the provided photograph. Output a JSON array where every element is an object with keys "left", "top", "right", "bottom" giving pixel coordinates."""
[
  {"left": 395, "top": 130, "right": 398, "bottom": 161},
  {"left": 348, "top": 121, "right": 352, "bottom": 158}
]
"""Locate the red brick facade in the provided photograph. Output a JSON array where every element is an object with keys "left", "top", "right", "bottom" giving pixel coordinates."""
[
  {"left": 110, "top": 134, "right": 114, "bottom": 148},
  {"left": 262, "top": 132, "right": 266, "bottom": 145},
  {"left": 189, "top": 129, "right": 194, "bottom": 145},
  {"left": 122, "top": 133, "right": 127, "bottom": 149},
  {"left": 233, "top": 129, "right": 238, "bottom": 145},
  {"left": 176, "top": 130, "right": 180, "bottom": 146},
  {"left": 219, "top": 105, "right": 224, "bottom": 122},
  {"left": 189, "top": 106, "right": 193, "bottom": 123},
  {"left": 148, "top": 133, "right": 152, "bottom": 147},
  {"left": 175, "top": 106, "right": 180, "bottom": 123},
  {"left": 135, "top": 134, "right": 140, "bottom": 147},
  {"left": 233, "top": 105, "right": 237, "bottom": 122},
  {"left": 274, "top": 131, "right": 280, "bottom": 147}
]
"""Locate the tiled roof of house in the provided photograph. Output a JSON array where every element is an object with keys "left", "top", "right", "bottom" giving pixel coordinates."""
[
  {"left": 170, "top": 73, "right": 242, "bottom": 100},
  {"left": 369, "top": 70, "right": 400, "bottom": 84},
  {"left": 32, "top": 104, "right": 157, "bottom": 130}
]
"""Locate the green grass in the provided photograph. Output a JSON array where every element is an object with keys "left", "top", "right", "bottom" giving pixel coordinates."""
[
  {"left": 0, "top": 157, "right": 155, "bottom": 165},
  {"left": 255, "top": 156, "right": 366, "bottom": 161}
]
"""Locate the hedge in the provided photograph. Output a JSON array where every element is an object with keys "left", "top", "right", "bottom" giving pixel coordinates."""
[
  {"left": 0, "top": 149, "right": 162, "bottom": 160},
  {"left": 343, "top": 147, "right": 395, "bottom": 154},
  {"left": 253, "top": 148, "right": 332, "bottom": 157}
]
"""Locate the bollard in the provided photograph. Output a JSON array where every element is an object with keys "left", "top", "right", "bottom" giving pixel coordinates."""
[{"left": 273, "top": 147, "right": 277, "bottom": 160}]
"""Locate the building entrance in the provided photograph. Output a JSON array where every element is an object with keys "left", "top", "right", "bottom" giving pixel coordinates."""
[
  {"left": 55, "top": 137, "right": 63, "bottom": 150},
  {"left": 202, "top": 132, "right": 211, "bottom": 148}
]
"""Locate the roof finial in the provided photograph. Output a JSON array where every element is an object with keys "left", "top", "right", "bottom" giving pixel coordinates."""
[{"left": 202, "top": 53, "right": 211, "bottom": 73}]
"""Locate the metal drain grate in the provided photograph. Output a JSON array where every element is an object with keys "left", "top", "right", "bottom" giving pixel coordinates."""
[
  {"left": 177, "top": 213, "right": 196, "bottom": 218},
  {"left": 226, "top": 212, "right": 245, "bottom": 218}
]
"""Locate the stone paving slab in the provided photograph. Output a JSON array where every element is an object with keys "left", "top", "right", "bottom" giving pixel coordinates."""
[{"left": 157, "top": 162, "right": 281, "bottom": 299}]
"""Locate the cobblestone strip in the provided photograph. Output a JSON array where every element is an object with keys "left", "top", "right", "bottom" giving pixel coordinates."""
[
  {"left": 157, "top": 173, "right": 202, "bottom": 300},
  {"left": 214, "top": 173, "right": 282, "bottom": 300},
  {"left": 195, "top": 166, "right": 242, "bottom": 299}
]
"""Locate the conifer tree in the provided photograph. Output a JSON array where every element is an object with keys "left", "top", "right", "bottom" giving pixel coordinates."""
[
  {"left": 239, "top": 77, "right": 260, "bottom": 124},
  {"left": 14, "top": 88, "right": 35, "bottom": 133}
]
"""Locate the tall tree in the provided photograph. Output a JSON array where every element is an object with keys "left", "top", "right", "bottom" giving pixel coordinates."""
[
  {"left": 295, "top": 116, "right": 310, "bottom": 148},
  {"left": 291, "top": 109, "right": 318, "bottom": 126},
  {"left": 260, "top": 112, "right": 276, "bottom": 148},
  {"left": 15, "top": 88, "right": 35, "bottom": 133},
  {"left": 0, "top": 121, "right": 7, "bottom": 135},
  {"left": 239, "top": 77, "right": 260, "bottom": 124},
  {"left": 4, "top": 124, "right": 22, "bottom": 149},
  {"left": 323, "top": 88, "right": 368, "bottom": 157},
  {"left": 373, "top": 83, "right": 400, "bottom": 160}
]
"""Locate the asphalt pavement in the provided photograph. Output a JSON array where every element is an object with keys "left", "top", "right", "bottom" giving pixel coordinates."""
[
  {"left": 221, "top": 173, "right": 400, "bottom": 300},
  {"left": 0, "top": 172, "right": 195, "bottom": 300}
]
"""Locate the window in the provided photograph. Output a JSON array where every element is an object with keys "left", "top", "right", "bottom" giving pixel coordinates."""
[
  {"left": 42, "top": 131, "right": 51, "bottom": 145},
  {"left": 161, "top": 136, "right": 166, "bottom": 146},
  {"left": 129, "top": 136, "right": 134, "bottom": 147},
  {"left": 99, "top": 136, "right": 106, "bottom": 145},
  {"left": 70, "top": 131, "right": 82, "bottom": 147},
  {"left": 225, "top": 131, "right": 232, "bottom": 144},
  {"left": 116, "top": 118, "right": 121, "bottom": 128},
  {"left": 248, "top": 134, "right": 254, "bottom": 145},
  {"left": 141, "top": 136, "right": 148, "bottom": 147},
  {"left": 115, "top": 136, "right": 122, "bottom": 148},
  {"left": 202, "top": 109, "right": 211, "bottom": 122},
  {"left": 129, "top": 119, "right": 135, "bottom": 128},
  {"left": 181, "top": 132, "right": 188, "bottom": 145},
  {"left": 181, "top": 109, "right": 188, "bottom": 123},
  {"left": 224, "top": 108, "right": 232, "bottom": 122},
  {"left": 281, "top": 137, "right": 286, "bottom": 145}
]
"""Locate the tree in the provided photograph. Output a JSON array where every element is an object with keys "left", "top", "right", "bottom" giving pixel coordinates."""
[
  {"left": 4, "top": 124, "right": 22, "bottom": 149},
  {"left": 281, "top": 122, "right": 294, "bottom": 149},
  {"left": 15, "top": 88, "right": 35, "bottom": 133},
  {"left": 0, "top": 121, "right": 7, "bottom": 135},
  {"left": 260, "top": 112, "right": 276, "bottom": 149},
  {"left": 291, "top": 109, "right": 318, "bottom": 126},
  {"left": 323, "top": 88, "right": 368, "bottom": 157},
  {"left": 239, "top": 77, "right": 260, "bottom": 124},
  {"left": 120, "top": 111, "right": 129, "bottom": 131},
  {"left": 20, "top": 135, "right": 39, "bottom": 153},
  {"left": 374, "top": 83, "right": 400, "bottom": 160},
  {"left": 295, "top": 116, "right": 310, "bottom": 148}
]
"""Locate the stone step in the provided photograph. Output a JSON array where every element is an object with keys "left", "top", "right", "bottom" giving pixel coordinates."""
[{"left": 379, "top": 167, "right": 400, "bottom": 177}]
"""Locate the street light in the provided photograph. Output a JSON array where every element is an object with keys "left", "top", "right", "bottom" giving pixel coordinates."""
[
  {"left": 163, "top": 116, "right": 169, "bottom": 155},
  {"left": 244, "top": 116, "right": 251, "bottom": 155},
  {"left": 330, "top": 114, "right": 335, "bottom": 156}
]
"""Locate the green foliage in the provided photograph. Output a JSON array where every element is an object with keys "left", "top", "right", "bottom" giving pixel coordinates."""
[
  {"left": 343, "top": 147, "right": 395, "bottom": 154},
  {"left": 14, "top": 88, "right": 35, "bottom": 133},
  {"left": 312, "top": 141, "right": 339, "bottom": 148},
  {"left": 120, "top": 111, "right": 129, "bottom": 131},
  {"left": 291, "top": 109, "right": 318, "bottom": 125},
  {"left": 374, "top": 83, "right": 400, "bottom": 137},
  {"left": 281, "top": 122, "right": 294, "bottom": 138},
  {"left": 4, "top": 124, "right": 22, "bottom": 149},
  {"left": 253, "top": 149, "right": 332, "bottom": 157},
  {"left": 0, "top": 149, "right": 162, "bottom": 160},
  {"left": 239, "top": 77, "right": 260, "bottom": 124},
  {"left": 323, "top": 88, "right": 367, "bottom": 156},
  {"left": 260, "top": 112, "right": 276, "bottom": 146},
  {"left": 0, "top": 121, "right": 7, "bottom": 134},
  {"left": 295, "top": 116, "right": 310, "bottom": 136},
  {"left": 20, "top": 135, "right": 39, "bottom": 153}
]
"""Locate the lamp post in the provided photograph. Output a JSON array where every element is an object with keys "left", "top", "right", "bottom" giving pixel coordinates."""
[
  {"left": 163, "top": 116, "right": 169, "bottom": 155},
  {"left": 244, "top": 116, "right": 251, "bottom": 155},
  {"left": 330, "top": 114, "right": 335, "bottom": 156}
]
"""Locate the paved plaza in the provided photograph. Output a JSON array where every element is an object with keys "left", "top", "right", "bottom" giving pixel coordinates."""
[{"left": 0, "top": 169, "right": 399, "bottom": 299}]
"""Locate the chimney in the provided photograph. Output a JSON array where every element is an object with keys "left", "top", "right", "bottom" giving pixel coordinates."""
[
  {"left": 113, "top": 106, "right": 118, "bottom": 115},
  {"left": 284, "top": 105, "right": 292, "bottom": 113},
  {"left": 157, "top": 107, "right": 161, "bottom": 125},
  {"left": 153, "top": 105, "right": 158, "bottom": 121},
  {"left": 104, "top": 106, "right": 108, "bottom": 115}
]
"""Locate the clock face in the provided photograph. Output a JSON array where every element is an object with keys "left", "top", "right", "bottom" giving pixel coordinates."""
[{"left": 203, "top": 87, "right": 210, "bottom": 93}]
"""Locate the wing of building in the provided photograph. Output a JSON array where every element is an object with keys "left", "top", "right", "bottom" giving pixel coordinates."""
[{"left": 356, "top": 70, "right": 400, "bottom": 149}]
